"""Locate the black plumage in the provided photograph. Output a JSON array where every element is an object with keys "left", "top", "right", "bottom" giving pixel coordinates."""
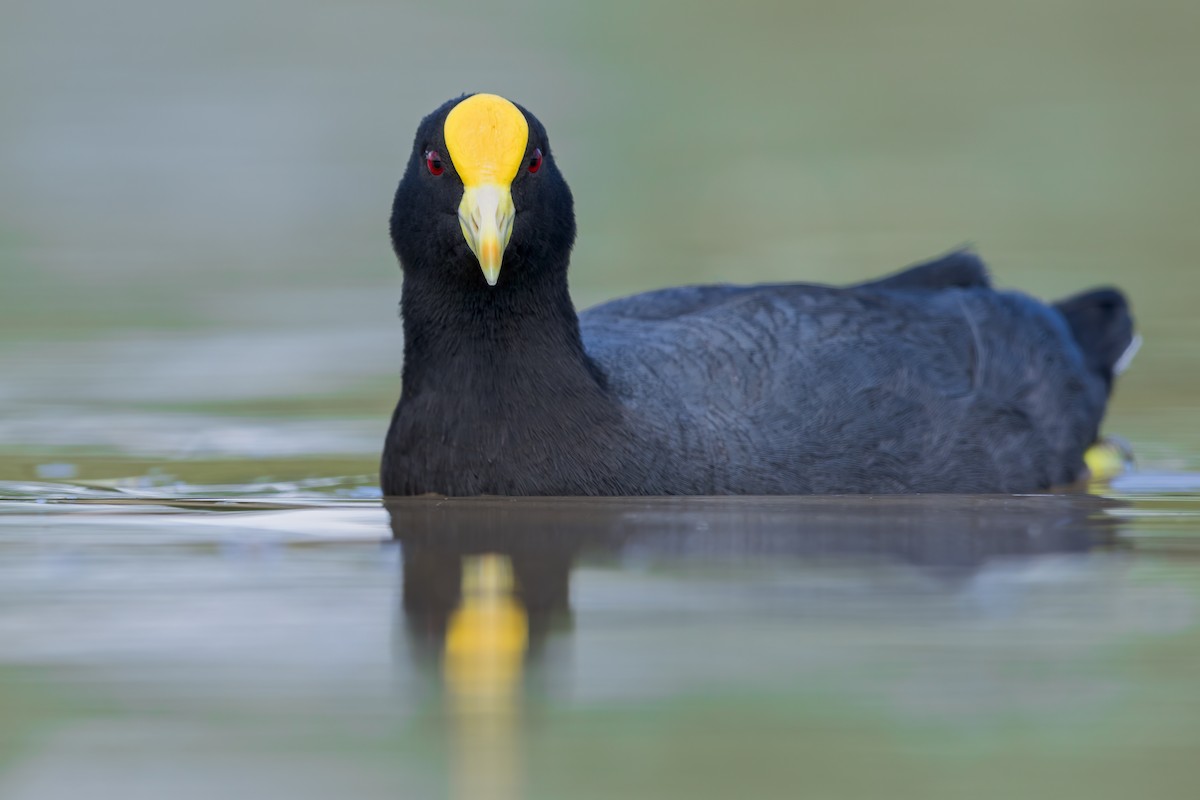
[{"left": 382, "top": 95, "right": 1134, "bottom": 496}]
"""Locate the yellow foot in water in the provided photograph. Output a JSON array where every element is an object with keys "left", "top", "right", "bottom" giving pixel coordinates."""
[{"left": 1085, "top": 436, "right": 1136, "bottom": 482}]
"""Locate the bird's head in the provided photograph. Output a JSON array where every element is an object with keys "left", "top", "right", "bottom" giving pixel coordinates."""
[{"left": 390, "top": 94, "right": 576, "bottom": 289}]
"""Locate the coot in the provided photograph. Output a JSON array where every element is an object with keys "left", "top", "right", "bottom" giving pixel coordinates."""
[{"left": 382, "top": 93, "right": 1134, "bottom": 496}]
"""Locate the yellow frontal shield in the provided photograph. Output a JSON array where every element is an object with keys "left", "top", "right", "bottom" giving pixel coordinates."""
[{"left": 444, "top": 94, "right": 529, "bottom": 286}]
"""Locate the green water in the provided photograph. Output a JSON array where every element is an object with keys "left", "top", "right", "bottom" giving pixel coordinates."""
[{"left": 3, "top": 0, "right": 1200, "bottom": 797}]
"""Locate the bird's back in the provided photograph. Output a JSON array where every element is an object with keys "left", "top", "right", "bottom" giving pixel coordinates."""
[{"left": 580, "top": 253, "right": 1122, "bottom": 493}]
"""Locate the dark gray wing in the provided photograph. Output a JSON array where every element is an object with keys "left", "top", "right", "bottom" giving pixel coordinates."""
[
  {"left": 579, "top": 255, "right": 1105, "bottom": 494},
  {"left": 584, "top": 250, "right": 989, "bottom": 323}
]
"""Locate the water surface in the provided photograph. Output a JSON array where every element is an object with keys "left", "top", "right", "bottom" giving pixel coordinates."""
[{"left": 2, "top": 480, "right": 1200, "bottom": 799}]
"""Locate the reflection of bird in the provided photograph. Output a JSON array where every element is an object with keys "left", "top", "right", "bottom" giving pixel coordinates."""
[
  {"left": 382, "top": 93, "right": 1135, "bottom": 496},
  {"left": 396, "top": 506, "right": 577, "bottom": 664},
  {"left": 387, "top": 495, "right": 1118, "bottom": 597},
  {"left": 443, "top": 555, "right": 528, "bottom": 705}
]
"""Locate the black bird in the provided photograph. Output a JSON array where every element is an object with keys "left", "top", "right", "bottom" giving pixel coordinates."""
[{"left": 383, "top": 93, "right": 1134, "bottom": 496}]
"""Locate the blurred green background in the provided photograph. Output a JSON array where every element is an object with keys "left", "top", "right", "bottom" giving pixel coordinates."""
[{"left": 1, "top": 0, "right": 1197, "bottom": 468}]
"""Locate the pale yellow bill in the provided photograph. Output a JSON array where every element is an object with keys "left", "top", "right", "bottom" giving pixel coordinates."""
[
  {"left": 457, "top": 184, "right": 515, "bottom": 286},
  {"left": 444, "top": 94, "right": 529, "bottom": 286}
]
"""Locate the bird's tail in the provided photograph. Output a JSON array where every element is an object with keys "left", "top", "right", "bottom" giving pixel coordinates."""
[{"left": 1054, "top": 288, "right": 1137, "bottom": 393}]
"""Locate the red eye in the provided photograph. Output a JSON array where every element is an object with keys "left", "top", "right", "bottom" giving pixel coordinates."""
[
  {"left": 528, "top": 148, "right": 542, "bottom": 173},
  {"left": 425, "top": 150, "right": 444, "bottom": 176}
]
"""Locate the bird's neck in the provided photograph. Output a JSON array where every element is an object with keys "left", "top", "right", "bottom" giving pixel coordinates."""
[
  {"left": 398, "top": 263, "right": 600, "bottom": 398},
  {"left": 386, "top": 260, "right": 641, "bottom": 496}
]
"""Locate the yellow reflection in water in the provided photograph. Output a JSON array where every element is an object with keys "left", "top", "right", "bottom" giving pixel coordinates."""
[{"left": 443, "top": 554, "right": 529, "bottom": 800}]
